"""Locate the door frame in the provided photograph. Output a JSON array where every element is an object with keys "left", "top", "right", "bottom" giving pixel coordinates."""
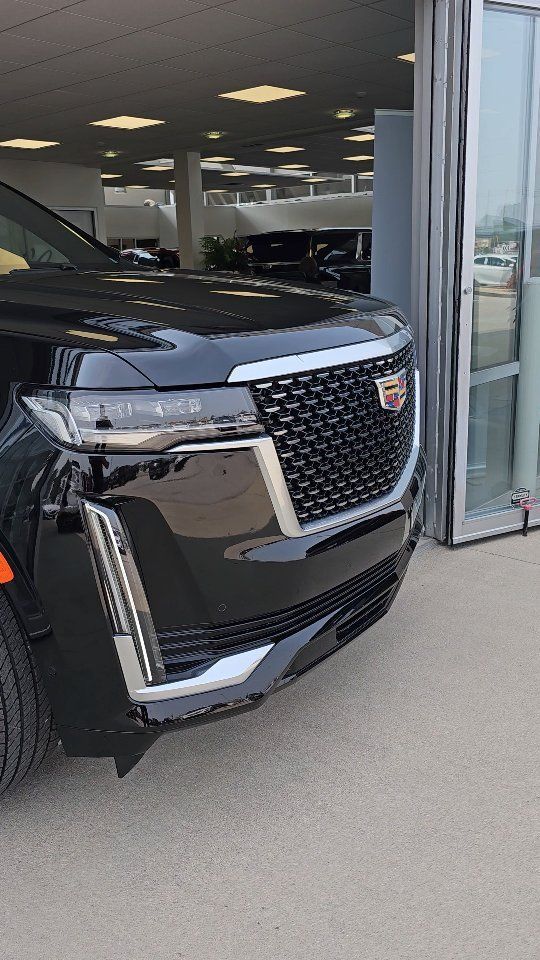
[{"left": 451, "top": 0, "right": 540, "bottom": 543}]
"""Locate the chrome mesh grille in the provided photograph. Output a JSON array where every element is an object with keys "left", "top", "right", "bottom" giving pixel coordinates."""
[{"left": 250, "top": 341, "right": 416, "bottom": 525}]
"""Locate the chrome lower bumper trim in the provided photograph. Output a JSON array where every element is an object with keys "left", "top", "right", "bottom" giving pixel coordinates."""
[{"left": 115, "top": 635, "right": 273, "bottom": 702}]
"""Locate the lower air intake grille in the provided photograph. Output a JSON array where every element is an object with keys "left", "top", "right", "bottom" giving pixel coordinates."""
[
  {"left": 250, "top": 340, "right": 416, "bottom": 525},
  {"left": 158, "top": 536, "right": 418, "bottom": 683}
]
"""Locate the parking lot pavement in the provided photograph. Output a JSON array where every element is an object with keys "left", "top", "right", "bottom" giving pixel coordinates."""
[{"left": 1, "top": 532, "right": 539, "bottom": 960}]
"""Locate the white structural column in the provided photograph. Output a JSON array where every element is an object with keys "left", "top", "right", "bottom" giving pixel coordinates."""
[
  {"left": 173, "top": 150, "right": 204, "bottom": 269},
  {"left": 371, "top": 109, "right": 414, "bottom": 325}
]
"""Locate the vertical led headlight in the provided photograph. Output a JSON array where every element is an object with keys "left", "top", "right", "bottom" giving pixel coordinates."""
[{"left": 81, "top": 500, "right": 166, "bottom": 686}]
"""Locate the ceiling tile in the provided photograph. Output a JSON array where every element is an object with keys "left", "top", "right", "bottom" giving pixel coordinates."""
[
  {"left": 293, "top": 7, "right": 411, "bottom": 44},
  {"left": 370, "top": 0, "right": 414, "bottom": 22},
  {"left": 349, "top": 58, "right": 414, "bottom": 89},
  {"left": 281, "top": 43, "right": 381, "bottom": 73},
  {"left": 0, "top": 33, "right": 70, "bottom": 65},
  {"left": 220, "top": 29, "right": 334, "bottom": 61},
  {"left": 0, "top": 1, "right": 58, "bottom": 29},
  {"left": 220, "top": 0, "right": 358, "bottom": 27},
  {"left": 13, "top": 0, "right": 76, "bottom": 7},
  {"left": 66, "top": 0, "right": 207, "bottom": 30},
  {"left": 4, "top": 10, "right": 137, "bottom": 47},
  {"left": 151, "top": 9, "right": 272, "bottom": 44},
  {"left": 0, "top": 59, "right": 28, "bottom": 76},
  {"left": 0, "top": 88, "right": 92, "bottom": 123},
  {"left": 0, "top": 63, "right": 72, "bottom": 103},
  {"left": 18, "top": 48, "right": 132, "bottom": 80},
  {"left": 153, "top": 47, "right": 265, "bottom": 76},
  {"left": 354, "top": 28, "right": 414, "bottom": 57},
  {"left": 96, "top": 31, "right": 203, "bottom": 63}
]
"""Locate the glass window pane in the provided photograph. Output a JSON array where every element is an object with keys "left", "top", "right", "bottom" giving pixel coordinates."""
[
  {"left": 466, "top": 377, "right": 516, "bottom": 515},
  {"left": 471, "top": 7, "right": 532, "bottom": 372}
]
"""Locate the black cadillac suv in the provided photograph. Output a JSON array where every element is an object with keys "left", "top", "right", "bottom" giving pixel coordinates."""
[
  {"left": 242, "top": 227, "right": 372, "bottom": 290},
  {"left": 0, "top": 182, "right": 424, "bottom": 793}
]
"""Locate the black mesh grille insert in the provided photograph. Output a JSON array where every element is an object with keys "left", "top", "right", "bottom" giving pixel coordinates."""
[
  {"left": 158, "top": 540, "right": 417, "bottom": 683},
  {"left": 250, "top": 340, "right": 416, "bottom": 525}
]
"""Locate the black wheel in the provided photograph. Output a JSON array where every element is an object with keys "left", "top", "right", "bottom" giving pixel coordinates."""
[{"left": 0, "top": 591, "right": 57, "bottom": 795}]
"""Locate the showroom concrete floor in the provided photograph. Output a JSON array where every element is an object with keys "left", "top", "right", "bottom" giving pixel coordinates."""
[{"left": 1, "top": 531, "right": 538, "bottom": 960}]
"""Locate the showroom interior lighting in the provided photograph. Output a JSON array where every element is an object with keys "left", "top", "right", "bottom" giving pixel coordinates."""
[
  {"left": 266, "top": 146, "right": 305, "bottom": 153},
  {"left": 333, "top": 108, "right": 357, "bottom": 120},
  {"left": 251, "top": 183, "right": 276, "bottom": 188},
  {"left": 204, "top": 131, "right": 225, "bottom": 139},
  {"left": 90, "top": 116, "right": 165, "bottom": 129},
  {"left": 222, "top": 172, "right": 248, "bottom": 177},
  {"left": 219, "top": 85, "right": 306, "bottom": 103},
  {"left": 0, "top": 139, "right": 59, "bottom": 149},
  {"left": 278, "top": 164, "right": 309, "bottom": 169},
  {"left": 142, "top": 164, "right": 172, "bottom": 171},
  {"left": 344, "top": 133, "right": 374, "bottom": 142},
  {"left": 397, "top": 52, "right": 415, "bottom": 63},
  {"left": 343, "top": 154, "right": 374, "bottom": 161},
  {"left": 202, "top": 156, "right": 235, "bottom": 163},
  {"left": 124, "top": 185, "right": 148, "bottom": 189},
  {"left": 101, "top": 173, "right": 122, "bottom": 179},
  {"left": 302, "top": 177, "right": 328, "bottom": 183}
]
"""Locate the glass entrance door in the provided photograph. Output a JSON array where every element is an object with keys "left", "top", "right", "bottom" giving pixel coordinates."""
[{"left": 453, "top": 0, "right": 540, "bottom": 541}]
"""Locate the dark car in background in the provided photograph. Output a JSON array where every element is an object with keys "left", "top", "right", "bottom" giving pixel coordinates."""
[
  {"left": 0, "top": 182, "right": 422, "bottom": 793},
  {"left": 241, "top": 227, "right": 372, "bottom": 291}
]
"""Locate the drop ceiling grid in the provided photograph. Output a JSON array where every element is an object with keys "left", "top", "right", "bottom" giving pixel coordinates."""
[{"left": 0, "top": 0, "right": 414, "bottom": 175}]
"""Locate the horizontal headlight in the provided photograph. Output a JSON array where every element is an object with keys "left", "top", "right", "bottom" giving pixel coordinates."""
[{"left": 20, "top": 386, "right": 262, "bottom": 452}]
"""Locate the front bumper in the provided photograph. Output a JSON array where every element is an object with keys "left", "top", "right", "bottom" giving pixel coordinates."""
[{"left": 22, "top": 434, "right": 425, "bottom": 766}]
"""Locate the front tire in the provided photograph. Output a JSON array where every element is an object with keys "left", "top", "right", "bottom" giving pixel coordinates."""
[{"left": 0, "top": 592, "right": 56, "bottom": 795}]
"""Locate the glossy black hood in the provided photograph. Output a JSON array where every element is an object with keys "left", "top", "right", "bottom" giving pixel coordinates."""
[{"left": 0, "top": 268, "right": 406, "bottom": 388}]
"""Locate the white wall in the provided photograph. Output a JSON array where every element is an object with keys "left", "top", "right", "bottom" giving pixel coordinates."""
[
  {"left": 0, "top": 159, "right": 107, "bottom": 243},
  {"left": 235, "top": 193, "right": 372, "bottom": 234},
  {"left": 105, "top": 205, "right": 160, "bottom": 243},
  {"left": 104, "top": 187, "right": 168, "bottom": 207},
  {"left": 105, "top": 193, "right": 372, "bottom": 247}
]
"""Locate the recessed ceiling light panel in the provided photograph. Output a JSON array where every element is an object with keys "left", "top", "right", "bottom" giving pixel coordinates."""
[
  {"left": 344, "top": 133, "right": 374, "bottom": 142},
  {"left": 101, "top": 173, "right": 122, "bottom": 179},
  {"left": 278, "top": 164, "right": 309, "bottom": 169},
  {"left": 251, "top": 183, "right": 275, "bottom": 188},
  {"left": 222, "top": 172, "right": 248, "bottom": 177},
  {"left": 0, "top": 139, "right": 59, "bottom": 149},
  {"left": 202, "top": 156, "right": 235, "bottom": 162},
  {"left": 397, "top": 52, "right": 415, "bottom": 63},
  {"left": 266, "top": 146, "right": 305, "bottom": 153},
  {"left": 219, "top": 85, "right": 306, "bottom": 104},
  {"left": 204, "top": 130, "right": 225, "bottom": 140},
  {"left": 90, "top": 116, "right": 165, "bottom": 129},
  {"left": 142, "top": 164, "right": 173, "bottom": 171},
  {"left": 343, "top": 154, "right": 374, "bottom": 161}
]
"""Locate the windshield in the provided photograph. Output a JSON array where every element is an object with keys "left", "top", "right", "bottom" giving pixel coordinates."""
[{"left": 0, "top": 182, "right": 120, "bottom": 276}]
